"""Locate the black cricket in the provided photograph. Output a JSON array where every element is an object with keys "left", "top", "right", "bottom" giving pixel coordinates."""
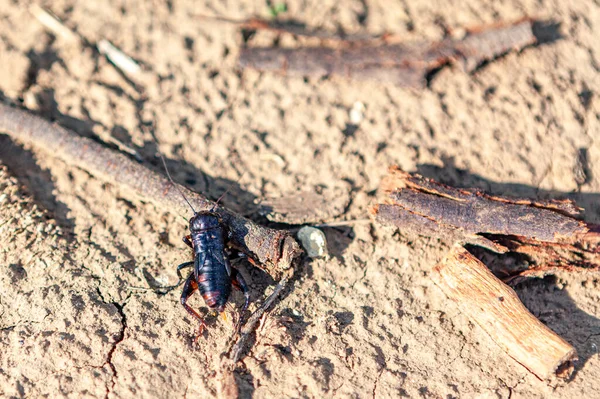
[
  {"left": 177, "top": 210, "right": 250, "bottom": 336},
  {"left": 158, "top": 154, "right": 250, "bottom": 338}
]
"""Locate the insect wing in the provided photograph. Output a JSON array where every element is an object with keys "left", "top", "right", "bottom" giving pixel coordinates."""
[
  {"left": 210, "top": 247, "right": 232, "bottom": 276},
  {"left": 193, "top": 251, "right": 207, "bottom": 281}
]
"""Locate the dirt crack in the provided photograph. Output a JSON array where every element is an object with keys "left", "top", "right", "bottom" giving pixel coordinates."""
[
  {"left": 507, "top": 378, "right": 523, "bottom": 399},
  {"left": 78, "top": 258, "right": 132, "bottom": 399},
  {"left": 371, "top": 368, "right": 384, "bottom": 399},
  {"left": 103, "top": 300, "right": 128, "bottom": 399}
]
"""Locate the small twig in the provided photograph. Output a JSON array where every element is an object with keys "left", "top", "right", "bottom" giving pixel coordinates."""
[
  {"left": 314, "top": 219, "right": 372, "bottom": 228},
  {"left": 215, "top": 269, "right": 291, "bottom": 397},
  {"left": 97, "top": 39, "right": 142, "bottom": 78},
  {"left": 227, "top": 269, "right": 291, "bottom": 363},
  {"left": 0, "top": 103, "right": 302, "bottom": 279}
]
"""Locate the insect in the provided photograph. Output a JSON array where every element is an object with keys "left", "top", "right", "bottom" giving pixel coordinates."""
[{"left": 159, "top": 155, "right": 250, "bottom": 338}]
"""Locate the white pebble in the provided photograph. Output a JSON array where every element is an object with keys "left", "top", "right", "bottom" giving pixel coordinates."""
[
  {"left": 349, "top": 101, "right": 365, "bottom": 125},
  {"left": 297, "top": 226, "right": 328, "bottom": 258}
]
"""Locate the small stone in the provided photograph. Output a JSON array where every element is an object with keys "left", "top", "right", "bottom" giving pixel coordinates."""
[
  {"left": 297, "top": 226, "right": 327, "bottom": 258},
  {"left": 22, "top": 91, "right": 38, "bottom": 109},
  {"left": 349, "top": 101, "right": 365, "bottom": 125},
  {"left": 451, "top": 27, "right": 467, "bottom": 40}
]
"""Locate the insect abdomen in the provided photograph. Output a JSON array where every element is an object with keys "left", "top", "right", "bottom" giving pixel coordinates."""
[
  {"left": 191, "top": 228, "right": 231, "bottom": 310},
  {"left": 197, "top": 257, "right": 231, "bottom": 309}
]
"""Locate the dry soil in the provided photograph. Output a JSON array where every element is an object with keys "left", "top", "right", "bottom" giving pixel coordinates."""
[{"left": 1, "top": 0, "right": 600, "bottom": 398}]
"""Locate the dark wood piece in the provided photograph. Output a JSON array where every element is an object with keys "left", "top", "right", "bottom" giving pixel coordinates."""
[
  {"left": 373, "top": 167, "right": 593, "bottom": 380},
  {"left": 373, "top": 166, "right": 600, "bottom": 281},
  {"left": 239, "top": 20, "right": 537, "bottom": 88}
]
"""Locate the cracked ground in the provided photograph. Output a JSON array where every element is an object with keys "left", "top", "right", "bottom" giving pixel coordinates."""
[{"left": 1, "top": 0, "right": 600, "bottom": 398}]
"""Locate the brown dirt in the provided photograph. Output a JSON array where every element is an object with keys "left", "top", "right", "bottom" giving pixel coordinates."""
[{"left": 1, "top": 0, "right": 600, "bottom": 398}]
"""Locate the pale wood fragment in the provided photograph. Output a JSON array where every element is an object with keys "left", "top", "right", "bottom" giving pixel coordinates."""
[{"left": 434, "top": 246, "right": 577, "bottom": 380}]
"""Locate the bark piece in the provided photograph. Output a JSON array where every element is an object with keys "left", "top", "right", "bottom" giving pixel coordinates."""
[
  {"left": 0, "top": 103, "right": 302, "bottom": 279},
  {"left": 258, "top": 186, "right": 350, "bottom": 224},
  {"left": 373, "top": 166, "right": 600, "bottom": 280},
  {"left": 434, "top": 246, "right": 577, "bottom": 380},
  {"left": 239, "top": 19, "right": 537, "bottom": 88},
  {"left": 388, "top": 188, "right": 585, "bottom": 242}
]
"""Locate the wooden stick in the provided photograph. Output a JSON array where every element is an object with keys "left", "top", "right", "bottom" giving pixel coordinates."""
[
  {"left": 216, "top": 269, "right": 292, "bottom": 396},
  {"left": 434, "top": 246, "right": 577, "bottom": 380},
  {"left": 0, "top": 103, "right": 302, "bottom": 279}
]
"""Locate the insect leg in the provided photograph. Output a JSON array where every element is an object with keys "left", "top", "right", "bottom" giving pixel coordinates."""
[
  {"left": 180, "top": 272, "right": 206, "bottom": 340},
  {"left": 231, "top": 268, "right": 251, "bottom": 332},
  {"left": 182, "top": 235, "right": 192, "bottom": 248},
  {"left": 176, "top": 261, "right": 194, "bottom": 282},
  {"left": 224, "top": 225, "right": 261, "bottom": 268},
  {"left": 227, "top": 246, "right": 260, "bottom": 269},
  {"left": 231, "top": 269, "right": 250, "bottom": 312}
]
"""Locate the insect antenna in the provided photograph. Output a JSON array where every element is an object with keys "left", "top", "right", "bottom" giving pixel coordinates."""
[
  {"left": 153, "top": 139, "right": 197, "bottom": 214},
  {"left": 210, "top": 172, "right": 246, "bottom": 212}
]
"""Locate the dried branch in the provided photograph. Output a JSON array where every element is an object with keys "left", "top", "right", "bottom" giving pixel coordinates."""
[
  {"left": 0, "top": 103, "right": 302, "bottom": 279},
  {"left": 239, "top": 19, "right": 537, "bottom": 88},
  {"left": 374, "top": 167, "right": 596, "bottom": 380},
  {"left": 217, "top": 268, "right": 291, "bottom": 397},
  {"left": 373, "top": 166, "right": 600, "bottom": 280},
  {"left": 434, "top": 246, "right": 577, "bottom": 380}
]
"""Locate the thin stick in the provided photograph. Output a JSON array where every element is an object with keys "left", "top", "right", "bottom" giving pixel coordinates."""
[
  {"left": 314, "top": 219, "right": 372, "bottom": 228},
  {"left": 0, "top": 103, "right": 301, "bottom": 279},
  {"left": 216, "top": 270, "right": 291, "bottom": 397},
  {"left": 228, "top": 269, "right": 291, "bottom": 363}
]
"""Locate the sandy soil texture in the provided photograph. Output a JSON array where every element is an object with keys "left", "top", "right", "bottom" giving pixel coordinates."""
[{"left": 1, "top": 0, "right": 600, "bottom": 398}]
